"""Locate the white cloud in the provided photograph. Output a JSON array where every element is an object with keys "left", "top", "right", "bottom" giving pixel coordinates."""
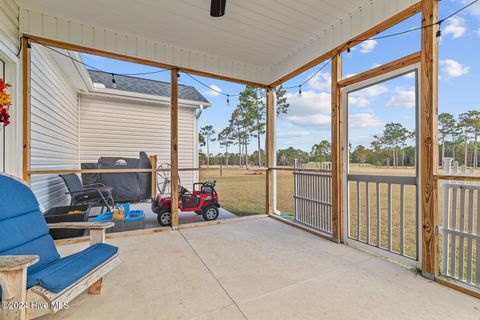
[
  {"left": 361, "top": 84, "right": 388, "bottom": 97},
  {"left": 307, "top": 71, "right": 331, "bottom": 91},
  {"left": 476, "top": 27, "right": 480, "bottom": 37},
  {"left": 348, "top": 95, "right": 370, "bottom": 107},
  {"left": 359, "top": 40, "right": 377, "bottom": 54},
  {"left": 344, "top": 73, "right": 357, "bottom": 79},
  {"left": 440, "top": 59, "right": 470, "bottom": 78},
  {"left": 277, "top": 130, "right": 309, "bottom": 139},
  {"left": 281, "top": 90, "right": 331, "bottom": 128},
  {"left": 348, "top": 84, "right": 388, "bottom": 108},
  {"left": 203, "top": 84, "right": 223, "bottom": 97},
  {"left": 349, "top": 113, "right": 383, "bottom": 128},
  {"left": 444, "top": 17, "right": 467, "bottom": 39},
  {"left": 387, "top": 87, "right": 416, "bottom": 109}
]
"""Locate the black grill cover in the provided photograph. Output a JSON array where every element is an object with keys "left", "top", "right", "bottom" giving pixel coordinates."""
[{"left": 81, "top": 152, "right": 152, "bottom": 202}]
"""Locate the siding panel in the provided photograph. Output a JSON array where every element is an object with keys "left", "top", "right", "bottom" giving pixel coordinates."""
[
  {"left": 30, "top": 45, "right": 79, "bottom": 210},
  {"left": 80, "top": 95, "right": 197, "bottom": 189},
  {"left": 0, "top": 0, "right": 19, "bottom": 56}
]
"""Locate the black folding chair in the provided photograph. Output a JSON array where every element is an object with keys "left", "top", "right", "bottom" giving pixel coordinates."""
[{"left": 59, "top": 174, "right": 114, "bottom": 214}]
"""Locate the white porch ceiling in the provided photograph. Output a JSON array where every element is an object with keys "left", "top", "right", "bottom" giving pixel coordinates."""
[{"left": 17, "top": 0, "right": 418, "bottom": 85}]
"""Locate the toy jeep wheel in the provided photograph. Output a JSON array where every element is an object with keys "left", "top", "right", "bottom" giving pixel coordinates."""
[
  {"left": 202, "top": 206, "right": 219, "bottom": 221},
  {"left": 157, "top": 210, "right": 172, "bottom": 226}
]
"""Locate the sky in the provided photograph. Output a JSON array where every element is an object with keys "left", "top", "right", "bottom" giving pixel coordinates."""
[{"left": 80, "top": 0, "right": 479, "bottom": 156}]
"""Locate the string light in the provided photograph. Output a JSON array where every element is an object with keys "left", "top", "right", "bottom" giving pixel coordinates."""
[
  {"left": 436, "top": 21, "right": 442, "bottom": 38},
  {"left": 24, "top": 0, "right": 479, "bottom": 98}
]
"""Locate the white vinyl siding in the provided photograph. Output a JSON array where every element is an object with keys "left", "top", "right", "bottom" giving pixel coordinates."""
[
  {"left": 0, "top": 0, "right": 19, "bottom": 57},
  {"left": 79, "top": 94, "right": 197, "bottom": 189},
  {"left": 30, "top": 45, "right": 79, "bottom": 210}
]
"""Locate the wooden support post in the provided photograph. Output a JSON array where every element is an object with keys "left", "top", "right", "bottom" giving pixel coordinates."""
[
  {"left": 420, "top": 0, "right": 439, "bottom": 277},
  {"left": 22, "top": 37, "right": 31, "bottom": 185},
  {"left": 331, "top": 54, "right": 343, "bottom": 243},
  {"left": 0, "top": 256, "right": 38, "bottom": 320},
  {"left": 0, "top": 268, "right": 29, "bottom": 319},
  {"left": 149, "top": 155, "right": 158, "bottom": 198},
  {"left": 265, "top": 87, "right": 274, "bottom": 215},
  {"left": 171, "top": 69, "right": 179, "bottom": 229}
]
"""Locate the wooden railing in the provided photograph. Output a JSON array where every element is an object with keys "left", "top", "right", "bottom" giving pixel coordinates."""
[
  {"left": 439, "top": 158, "right": 480, "bottom": 289},
  {"left": 293, "top": 162, "right": 333, "bottom": 235},
  {"left": 347, "top": 174, "right": 418, "bottom": 262}
]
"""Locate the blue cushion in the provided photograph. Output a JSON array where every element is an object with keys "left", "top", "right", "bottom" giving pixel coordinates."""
[
  {"left": 0, "top": 210, "right": 51, "bottom": 252},
  {"left": 0, "top": 174, "right": 60, "bottom": 273},
  {"left": 0, "top": 175, "right": 39, "bottom": 220},
  {"left": 27, "top": 243, "right": 118, "bottom": 293},
  {"left": 0, "top": 234, "right": 60, "bottom": 274},
  {"left": 0, "top": 174, "right": 119, "bottom": 296}
]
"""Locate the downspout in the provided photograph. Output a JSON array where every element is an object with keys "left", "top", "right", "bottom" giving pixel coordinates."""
[
  {"left": 272, "top": 91, "right": 280, "bottom": 215},
  {"left": 77, "top": 94, "right": 81, "bottom": 169},
  {"left": 195, "top": 104, "right": 205, "bottom": 181}
]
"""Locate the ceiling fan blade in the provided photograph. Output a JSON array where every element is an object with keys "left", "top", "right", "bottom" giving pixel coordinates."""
[{"left": 210, "top": 0, "right": 226, "bottom": 17}]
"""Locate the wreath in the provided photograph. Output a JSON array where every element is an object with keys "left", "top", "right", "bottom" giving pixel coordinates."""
[{"left": 0, "top": 78, "right": 12, "bottom": 127}]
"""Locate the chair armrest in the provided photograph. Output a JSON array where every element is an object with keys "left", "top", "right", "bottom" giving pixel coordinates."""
[
  {"left": 0, "top": 255, "right": 39, "bottom": 272},
  {"left": 48, "top": 222, "right": 114, "bottom": 230},
  {"left": 84, "top": 183, "right": 106, "bottom": 188},
  {"left": 48, "top": 222, "right": 114, "bottom": 245},
  {"left": 66, "top": 187, "right": 104, "bottom": 195}
]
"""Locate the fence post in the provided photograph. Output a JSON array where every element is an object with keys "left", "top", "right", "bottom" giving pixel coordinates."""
[{"left": 266, "top": 87, "right": 274, "bottom": 215}]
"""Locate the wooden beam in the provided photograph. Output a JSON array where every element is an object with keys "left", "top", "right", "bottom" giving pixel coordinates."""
[
  {"left": 433, "top": 175, "right": 480, "bottom": 183},
  {"left": 338, "top": 52, "right": 421, "bottom": 88},
  {"left": 149, "top": 155, "right": 158, "bottom": 198},
  {"left": 269, "top": 2, "right": 422, "bottom": 87},
  {"left": 265, "top": 87, "right": 274, "bottom": 215},
  {"left": 420, "top": 0, "right": 439, "bottom": 277},
  {"left": 331, "top": 54, "right": 343, "bottom": 243},
  {"left": 25, "top": 35, "right": 268, "bottom": 89},
  {"left": 22, "top": 37, "right": 31, "bottom": 185},
  {"left": 435, "top": 277, "right": 480, "bottom": 299},
  {"left": 171, "top": 69, "right": 179, "bottom": 229}
]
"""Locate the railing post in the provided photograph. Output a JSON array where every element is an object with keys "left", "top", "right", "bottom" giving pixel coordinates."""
[
  {"left": 266, "top": 87, "right": 274, "bottom": 215},
  {"left": 171, "top": 68, "right": 179, "bottom": 229},
  {"left": 331, "top": 53, "right": 343, "bottom": 243},
  {"left": 420, "top": 0, "right": 439, "bottom": 277}
]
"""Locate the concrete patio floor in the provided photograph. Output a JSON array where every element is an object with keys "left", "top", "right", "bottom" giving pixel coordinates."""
[{"left": 45, "top": 217, "right": 479, "bottom": 320}]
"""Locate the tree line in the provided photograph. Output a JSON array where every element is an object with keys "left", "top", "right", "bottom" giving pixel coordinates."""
[
  {"left": 199, "top": 85, "right": 289, "bottom": 167},
  {"left": 438, "top": 111, "right": 480, "bottom": 169},
  {"left": 199, "top": 92, "right": 479, "bottom": 169}
]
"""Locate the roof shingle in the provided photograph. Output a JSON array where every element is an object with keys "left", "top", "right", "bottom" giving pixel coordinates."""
[{"left": 88, "top": 70, "right": 209, "bottom": 104}]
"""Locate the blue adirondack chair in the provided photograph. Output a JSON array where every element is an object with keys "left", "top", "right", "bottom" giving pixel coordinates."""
[{"left": 0, "top": 173, "right": 121, "bottom": 320}]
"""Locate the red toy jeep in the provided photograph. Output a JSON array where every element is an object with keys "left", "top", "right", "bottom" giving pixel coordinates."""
[{"left": 152, "top": 179, "right": 220, "bottom": 226}]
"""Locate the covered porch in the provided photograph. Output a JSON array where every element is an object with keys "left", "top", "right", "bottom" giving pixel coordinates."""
[
  {"left": 1, "top": 0, "right": 480, "bottom": 318},
  {"left": 52, "top": 217, "right": 479, "bottom": 319}
]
